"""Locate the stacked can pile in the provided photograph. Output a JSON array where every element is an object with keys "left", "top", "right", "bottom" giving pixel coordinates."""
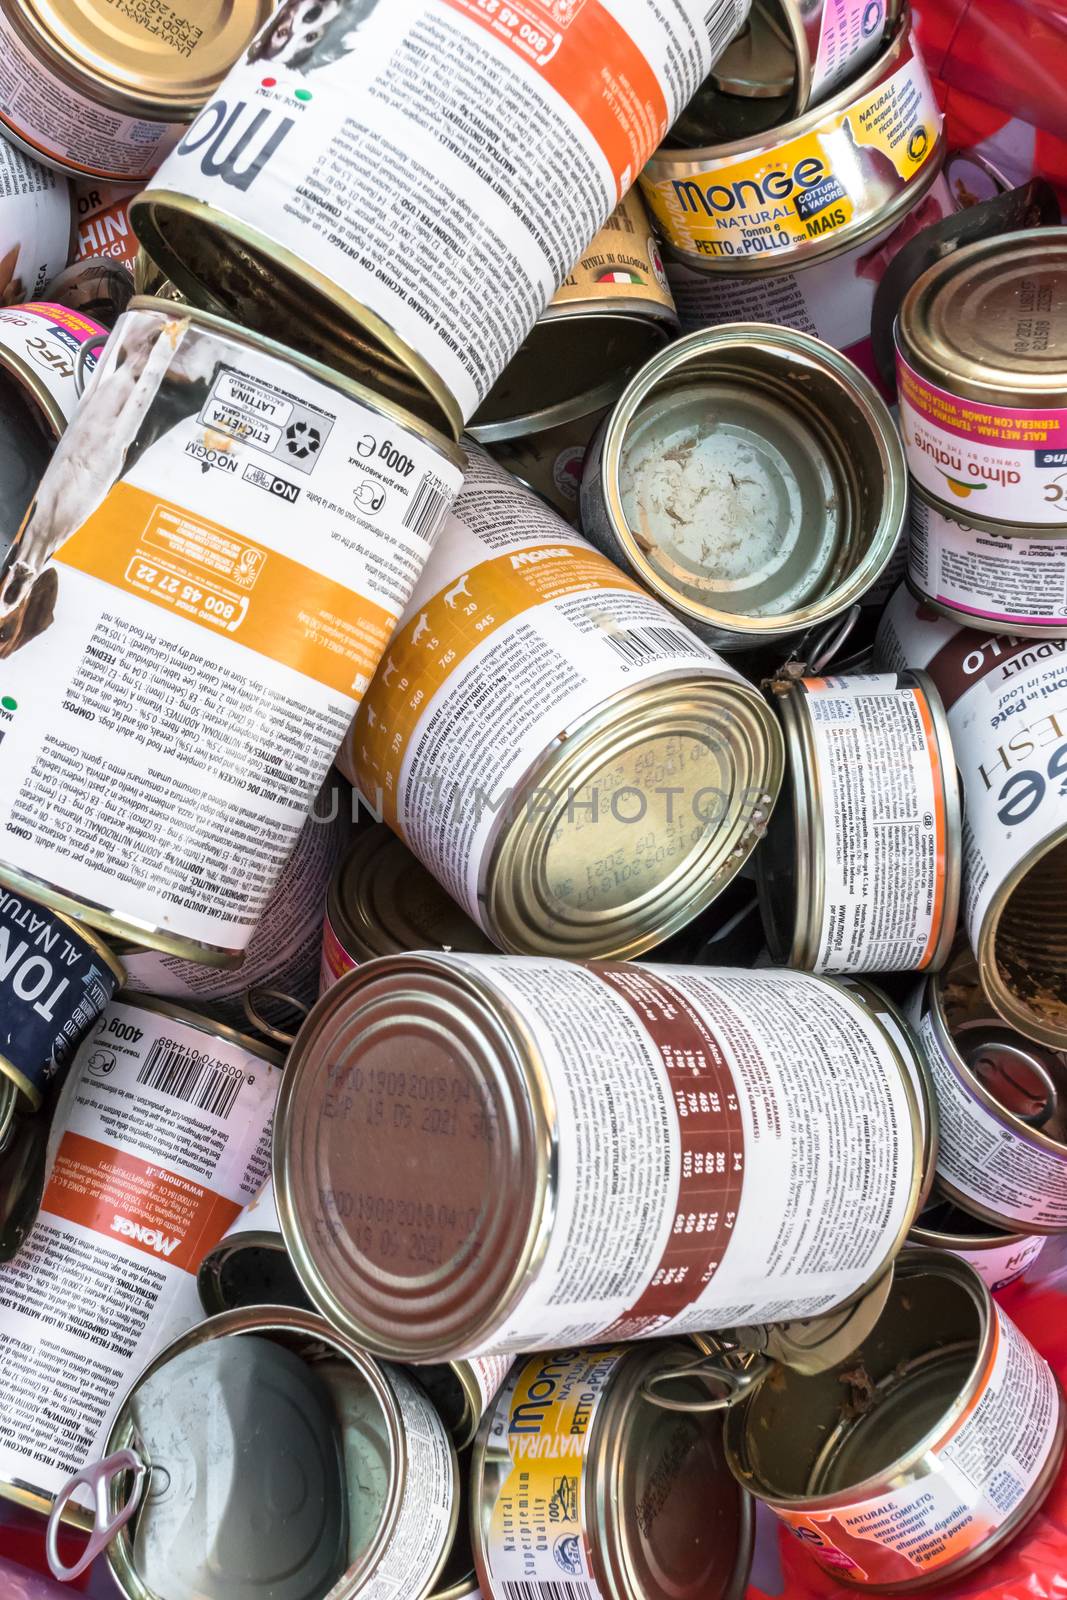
[{"left": 0, "top": 2, "right": 1064, "bottom": 1599}]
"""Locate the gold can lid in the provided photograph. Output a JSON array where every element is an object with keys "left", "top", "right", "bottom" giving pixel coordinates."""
[
  {"left": 328, "top": 827, "right": 494, "bottom": 963},
  {"left": 899, "top": 227, "right": 1067, "bottom": 404},
  {"left": 12, "top": 0, "right": 273, "bottom": 116}
]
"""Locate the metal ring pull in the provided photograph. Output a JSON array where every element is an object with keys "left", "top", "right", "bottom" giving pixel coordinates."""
[
  {"left": 46, "top": 1448, "right": 147, "bottom": 1582},
  {"left": 641, "top": 1349, "right": 772, "bottom": 1412},
  {"left": 770, "top": 605, "right": 861, "bottom": 689},
  {"left": 73, "top": 330, "right": 110, "bottom": 399},
  {"left": 242, "top": 987, "right": 310, "bottom": 1046}
]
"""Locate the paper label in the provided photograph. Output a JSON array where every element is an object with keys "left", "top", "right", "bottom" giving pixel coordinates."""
[
  {"left": 908, "top": 496, "right": 1067, "bottom": 628},
  {"left": 549, "top": 186, "right": 674, "bottom": 313},
  {"left": 0, "top": 301, "right": 106, "bottom": 430},
  {"left": 811, "top": 0, "right": 888, "bottom": 99},
  {"left": 360, "top": 1364, "right": 457, "bottom": 1600},
  {"left": 0, "top": 140, "right": 72, "bottom": 305},
  {"left": 72, "top": 181, "right": 140, "bottom": 269},
  {"left": 912, "top": 1229, "right": 1046, "bottom": 1293}
]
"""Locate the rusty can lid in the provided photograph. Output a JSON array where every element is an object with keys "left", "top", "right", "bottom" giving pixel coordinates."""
[{"left": 326, "top": 827, "right": 494, "bottom": 964}]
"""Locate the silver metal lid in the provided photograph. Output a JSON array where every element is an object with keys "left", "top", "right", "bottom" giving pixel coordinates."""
[{"left": 326, "top": 826, "right": 493, "bottom": 964}]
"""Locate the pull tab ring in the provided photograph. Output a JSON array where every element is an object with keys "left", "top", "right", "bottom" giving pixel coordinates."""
[
  {"left": 242, "top": 986, "right": 310, "bottom": 1046},
  {"left": 73, "top": 330, "right": 110, "bottom": 399},
  {"left": 46, "top": 1448, "right": 147, "bottom": 1582},
  {"left": 769, "top": 605, "right": 861, "bottom": 690},
  {"left": 641, "top": 1349, "right": 772, "bottom": 1413}
]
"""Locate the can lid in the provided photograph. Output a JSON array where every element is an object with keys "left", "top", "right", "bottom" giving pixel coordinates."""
[
  {"left": 11, "top": 0, "right": 274, "bottom": 115},
  {"left": 956, "top": 1019, "right": 1062, "bottom": 1130},
  {"left": 735, "top": 1266, "right": 895, "bottom": 1375},
  {"left": 896, "top": 224, "right": 1067, "bottom": 403},
  {"left": 710, "top": 2, "right": 796, "bottom": 98},
  {"left": 328, "top": 827, "right": 494, "bottom": 963}
]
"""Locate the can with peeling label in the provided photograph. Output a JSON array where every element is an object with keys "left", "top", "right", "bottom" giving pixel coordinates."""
[
  {"left": 339, "top": 445, "right": 783, "bottom": 960},
  {"left": 0, "top": 298, "right": 462, "bottom": 965},
  {"left": 132, "top": 0, "right": 748, "bottom": 438},
  {"left": 580, "top": 327, "right": 907, "bottom": 650},
  {"left": 875, "top": 584, "right": 1067, "bottom": 1049},
  {"left": 472, "top": 1344, "right": 753, "bottom": 1600},
  {"left": 641, "top": 11, "right": 943, "bottom": 276},
  {"left": 908, "top": 485, "right": 1067, "bottom": 638},
  {"left": 758, "top": 671, "right": 959, "bottom": 973},
  {"left": 0, "top": 0, "right": 273, "bottom": 182},
  {"left": 897, "top": 229, "right": 1067, "bottom": 533},
  {"left": 0, "top": 138, "right": 72, "bottom": 305},
  {"left": 723, "top": 1250, "right": 1065, "bottom": 1589},
  {"left": 273, "top": 953, "right": 927, "bottom": 1360},
  {"left": 909, "top": 1197, "right": 1046, "bottom": 1292}
]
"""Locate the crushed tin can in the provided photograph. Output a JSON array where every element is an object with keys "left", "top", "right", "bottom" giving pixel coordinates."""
[
  {"left": 758, "top": 671, "right": 960, "bottom": 973},
  {"left": 721, "top": 1250, "right": 1065, "bottom": 1589},
  {"left": 897, "top": 228, "right": 1067, "bottom": 533},
  {"left": 908, "top": 486, "right": 1067, "bottom": 638},
  {"left": 0, "top": 297, "right": 462, "bottom": 964},
  {"left": 580, "top": 326, "right": 907, "bottom": 650},
  {"left": 320, "top": 824, "right": 493, "bottom": 992},
  {"left": 876, "top": 584, "right": 1067, "bottom": 1049},
  {"left": 909, "top": 1195, "right": 1046, "bottom": 1292},
  {"left": 132, "top": 0, "right": 748, "bottom": 437},
  {"left": 341, "top": 444, "right": 782, "bottom": 960},
  {"left": 472, "top": 1344, "right": 753, "bottom": 1600},
  {"left": 273, "top": 953, "right": 927, "bottom": 1361},
  {"left": 0, "top": 0, "right": 273, "bottom": 182},
  {"left": 641, "top": 11, "right": 942, "bottom": 275}
]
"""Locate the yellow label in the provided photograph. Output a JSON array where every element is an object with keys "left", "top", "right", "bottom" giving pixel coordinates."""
[{"left": 550, "top": 186, "right": 675, "bottom": 313}]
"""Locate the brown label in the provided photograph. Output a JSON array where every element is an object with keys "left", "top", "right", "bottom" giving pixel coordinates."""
[
  {"left": 924, "top": 627, "right": 1067, "bottom": 711},
  {"left": 549, "top": 185, "right": 676, "bottom": 313}
]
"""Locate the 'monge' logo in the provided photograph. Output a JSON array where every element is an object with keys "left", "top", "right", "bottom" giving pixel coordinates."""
[
  {"left": 111, "top": 1214, "right": 181, "bottom": 1258},
  {"left": 177, "top": 99, "right": 293, "bottom": 191}
]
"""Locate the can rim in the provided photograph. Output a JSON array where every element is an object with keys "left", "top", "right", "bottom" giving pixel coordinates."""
[
  {"left": 324, "top": 828, "right": 490, "bottom": 964},
  {"left": 975, "top": 826, "right": 1067, "bottom": 1053},
  {"left": 908, "top": 1215, "right": 1033, "bottom": 1251},
  {"left": 115, "top": 989, "right": 285, "bottom": 1066},
  {"left": 195, "top": 1229, "right": 289, "bottom": 1318},
  {"left": 129, "top": 196, "right": 467, "bottom": 445}
]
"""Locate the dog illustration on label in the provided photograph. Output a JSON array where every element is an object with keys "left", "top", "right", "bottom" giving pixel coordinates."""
[{"left": 444, "top": 574, "right": 472, "bottom": 609}]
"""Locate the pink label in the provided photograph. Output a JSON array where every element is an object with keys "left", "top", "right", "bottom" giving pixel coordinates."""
[
  {"left": 7, "top": 302, "right": 106, "bottom": 343},
  {"left": 897, "top": 356, "right": 1067, "bottom": 450}
]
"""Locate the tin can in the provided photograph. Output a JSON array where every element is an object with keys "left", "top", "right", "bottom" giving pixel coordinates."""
[
  {"left": 469, "top": 190, "right": 679, "bottom": 444},
  {"left": 723, "top": 1250, "right": 1065, "bottom": 1590},
  {"left": 274, "top": 953, "right": 927, "bottom": 1360},
  {"left": 875, "top": 585, "right": 1067, "bottom": 1049},
  {"left": 0, "top": 297, "right": 462, "bottom": 965},
  {"left": 72, "top": 181, "right": 139, "bottom": 272},
  {"left": 472, "top": 1344, "right": 753, "bottom": 1600},
  {"left": 0, "top": 993, "right": 282, "bottom": 1516},
  {"left": 580, "top": 326, "right": 907, "bottom": 650},
  {"left": 131, "top": 0, "right": 748, "bottom": 438},
  {"left": 913, "top": 943, "right": 1067, "bottom": 1234},
  {"left": 320, "top": 823, "right": 493, "bottom": 992},
  {"left": 0, "top": 138, "right": 73, "bottom": 305},
  {"left": 427, "top": 1454, "right": 480, "bottom": 1600},
  {"left": 484, "top": 406, "right": 611, "bottom": 526},
  {"left": 339, "top": 445, "right": 782, "bottom": 959},
  {"left": 0, "top": 300, "right": 106, "bottom": 435},
  {"left": 0, "top": 885, "right": 123, "bottom": 1107},
  {"left": 664, "top": 165, "right": 952, "bottom": 392},
  {"left": 640, "top": 12, "right": 942, "bottom": 275},
  {"left": 908, "top": 484, "right": 1067, "bottom": 638},
  {"left": 897, "top": 229, "right": 1067, "bottom": 533},
  {"left": 757, "top": 672, "right": 959, "bottom": 973},
  {"left": 122, "top": 783, "right": 351, "bottom": 1025},
  {"left": 909, "top": 1196, "right": 1046, "bottom": 1292},
  {"left": 0, "top": 0, "right": 273, "bottom": 182}
]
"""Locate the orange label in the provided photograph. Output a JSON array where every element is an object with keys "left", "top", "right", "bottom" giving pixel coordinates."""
[
  {"left": 440, "top": 0, "right": 668, "bottom": 195},
  {"left": 913, "top": 685, "right": 948, "bottom": 970},
  {"left": 349, "top": 542, "right": 646, "bottom": 824},
  {"left": 42, "top": 1130, "right": 241, "bottom": 1275},
  {"left": 55, "top": 481, "right": 394, "bottom": 696}
]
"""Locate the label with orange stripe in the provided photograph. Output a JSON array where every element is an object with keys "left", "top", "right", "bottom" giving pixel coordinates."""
[{"left": 799, "top": 674, "right": 948, "bottom": 973}]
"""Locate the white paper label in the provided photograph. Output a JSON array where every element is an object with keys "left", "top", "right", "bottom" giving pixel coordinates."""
[
  {"left": 0, "top": 139, "right": 72, "bottom": 303},
  {"left": 909, "top": 496, "right": 1067, "bottom": 630},
  {"left": 360, "top": 1365, "right": 457, "bottom": 1600}
]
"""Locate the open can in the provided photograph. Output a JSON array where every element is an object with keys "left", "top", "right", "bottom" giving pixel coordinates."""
[
  {"left": 580, "top": 325, "right": 907, "bottom": 650},
  {"left": 908, "top": 1196, "right": 1046, "bottom": 1292}
]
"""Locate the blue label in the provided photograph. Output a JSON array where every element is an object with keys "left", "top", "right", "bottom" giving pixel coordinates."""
[
  {"left": 794, "top": 177, "right": 848, "bottom": 220},
  {"left": 1035, "top": 450, "right": 1067, "bottom": 468}
]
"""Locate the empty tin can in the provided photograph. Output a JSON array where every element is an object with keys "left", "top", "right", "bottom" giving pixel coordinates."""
[
  {"left": 641, "top": 12, "right": 941, "bottom": 274},
  {"left": 341, "top": 445, "right": 783, "bottom": 960},
  {"left": 132, "top": 0, "right": 746, "bottom": 438},
  {"left": 909, "top": 1196, "right": 1046, "bottom": 1292},
  {"left": 472, "top": 1344, "right": 753, "bottom": 1600},
  {"left": 914, "top": 943, "right": 1067, "bottom": 1234},
  {"left": 580, "top": 326, "right": 907, "bottom": 650},
  {"left": 0, "top": 0, "right": 273, "bottom": 182},
  {"left": 908, "top": 487, "right": 1067, "bottom": 637},
  {"left": 320, "top": 824, "right": 493, "bottom": 993},
  {"left": 0, "top": 138, "right": 73, "bottom": 304},
  {"left": 897, "top": 229, "right": 1067, "bottom": 533},
  {"left": 273, "top": 954, "right": 927, "bottom": 1360},
  {"left": 758, "top": 672, "right": 959, "bottom": 973},
  {"left": 723, "top": 1250, "right": 1065, "bottom": 1589},
  {"left": 0, "top": 297, "right": 462, "bottom": 964},
  {"left": 875, "top": 585, "right": 1067, "bottom": 1050}
]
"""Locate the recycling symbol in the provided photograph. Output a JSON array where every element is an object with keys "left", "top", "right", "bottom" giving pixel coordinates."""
[{"left": 285, "top": 420, "right": 321, "bottom": 459}]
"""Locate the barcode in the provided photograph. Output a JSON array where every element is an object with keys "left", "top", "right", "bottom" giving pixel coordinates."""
[
  {"left": 136, "top": 1036, "right": 244, "bottom": 1119},
  {"left": 706, "top": 0, "right": 744, "bottom": 56},
  {"left": 603, "top": 624, "right": 697, "bottom": 666},
  {"left": 500, "top": 1582, "right": 600, "bottom": 1600},
  {"left": 404, "top": 473, "right": 451, "bottom": 541}
]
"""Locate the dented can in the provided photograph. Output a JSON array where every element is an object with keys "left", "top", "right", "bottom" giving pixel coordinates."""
[
  {"left": 724, "top": 1251, "right": 1065, "bottom": 1589},
  {"left": 876, "top": 585, "right": 1067, "bottom": 1049},
  {"left": 0, "top": 298, "right": 462, "bottom": 964},
  {"left": 909, "top": 1196, "right": 1046, "bottom": 1292},
  {"left": 273, "top": 953, "right": 927, "bottom": 1360},
  {"left": 580, "top": 326, "right": 907, "bottom": 650},
  {"left": 908, "top": 487, "right": 1067, "bottom": 638},
  {"left": 339, "top": 445, "right": 783, "bottom": 960},
  {"left": 0, "top": 139, "right": 73, "bottom": 304},
  {"left": 641, "top": 12, "right": 943, "bottom": 275},
  {"left": 472, "top": 1345, "right": 753, "bottom": 1600},
  {"left": 897, "top": 229, "right": 1067, "bottom": 533},
  {"left": 758, "top": 672, "right": 960, "bottom": 973},
  {"left": 0, "top": 0, "right": 273, "bottom": 181},
  {"left": 320, "top": 824, "right": 492, "bottom": 993},
  {"left": 132, "top": 0, "right": 748, "bottom": 437}
]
